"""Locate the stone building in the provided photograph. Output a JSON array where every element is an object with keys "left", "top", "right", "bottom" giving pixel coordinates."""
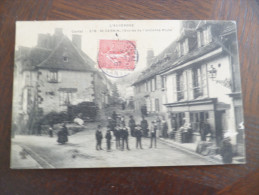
[
  {"left": 133, "top": 21, "right": 243, "bottom": 147},
  {"left": 13, "top": 28, "right": 111, "bottom": 133}
]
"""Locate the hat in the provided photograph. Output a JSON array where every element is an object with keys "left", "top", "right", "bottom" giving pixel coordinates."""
[{"left": 224, "top": 131, "right": 237, "bottom": 138}]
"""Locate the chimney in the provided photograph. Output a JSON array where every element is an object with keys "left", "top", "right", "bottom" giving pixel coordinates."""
[
  {"left": 37, "top": 34, "right": 51, "bottom": 49},
  {"left": 72, "top": 34, "right": 82, "bottom": 50},
  {"left": 146, "top": 49, "right": 154, "bottom": 66}
]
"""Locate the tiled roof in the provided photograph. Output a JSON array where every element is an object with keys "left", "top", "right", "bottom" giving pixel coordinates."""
[
  {"left": 159, "top": 41, "right": 221, "bottom": 74},
  {"left": 18, "top": 47, "right": 52, "bottom": 72},
  {"left": 133, "top": 41, "right": 221, "bottom": 85},
  {"left": 17, "top": 32, "right": 97, "bottom": 73},
  {"left": 37, "top": 36, "right": 96, "bottom": 72},
  {"left": 133, "top": 22, "right": 234, "bottom": 86},
  {"left": 132, "top": 42, "right": 179, "bottom": 85}
]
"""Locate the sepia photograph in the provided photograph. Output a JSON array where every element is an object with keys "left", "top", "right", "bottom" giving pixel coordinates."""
[{"left": 11, "top": 20, "right": 246, "bottom": 169}]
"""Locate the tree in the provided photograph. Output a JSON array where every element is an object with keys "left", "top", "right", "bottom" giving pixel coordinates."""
[{"left": 111, "top": 83, "right": 120, "bottom": 105}]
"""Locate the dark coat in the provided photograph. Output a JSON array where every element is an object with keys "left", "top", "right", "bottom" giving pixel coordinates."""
[
  {"left": 105, "top": 131, "right": 112, "bottom": 141},
  {"left": 96, "top": 130, "right": 103, "bottom": 141},
  {"left": 151, "top": 126, "right": 157, "bottom": 137},
  {"left": 141, "top": 119, "right": 148, "bottom": 130},
  {"left": 129, "top": 119, "right": 136, "bottom": 128},
  {"left": 220, "top": 139, "right": 233, "bottom": 163},
  {"left": 121, "top": 128, "right": 129, "bottom": 139},
  {"left": 135, "top": 129, "right": 142, "bottom": 138},
  {"left": 57, "top": 126, "right": 68, "bottom": 143},
  {"left": 113, "top": 129, "right": 120, "bottom": 139}
]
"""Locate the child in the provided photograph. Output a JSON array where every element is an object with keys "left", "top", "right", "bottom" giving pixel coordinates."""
[{"left": 105, "top": 126, "right": 112, "bottom": 151}]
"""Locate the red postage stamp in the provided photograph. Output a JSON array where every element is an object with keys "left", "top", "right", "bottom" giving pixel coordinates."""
[{"left": 98, "top": 40, "right": 137, "bottom": 77}]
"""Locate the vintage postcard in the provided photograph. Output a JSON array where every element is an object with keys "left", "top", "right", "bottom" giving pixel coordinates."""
[{"left": 11, "top": 20, "right": 245, "bottom": 169}]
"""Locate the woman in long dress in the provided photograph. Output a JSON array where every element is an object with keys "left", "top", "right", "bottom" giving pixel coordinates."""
[{"left": 57, "top": 123, "right": 69, "bottom": 144}]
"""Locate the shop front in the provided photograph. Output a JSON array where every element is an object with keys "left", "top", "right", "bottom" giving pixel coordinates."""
[{"left": 166, "top": 97, "right": 235, "bottom": 147}]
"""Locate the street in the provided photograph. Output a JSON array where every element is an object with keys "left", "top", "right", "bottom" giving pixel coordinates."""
[{"left": 11, "top": 127, "right": 215, "bottom": 169}]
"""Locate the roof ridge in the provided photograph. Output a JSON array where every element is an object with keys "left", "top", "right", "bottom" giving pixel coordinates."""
[
  {"left": 36, "top": 36, "right": 65, "bottom": 68},
  {"left": 69, "top": 39, "right": 96, "bottom": 72}
]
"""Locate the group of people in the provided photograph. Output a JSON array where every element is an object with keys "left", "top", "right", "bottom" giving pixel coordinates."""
[
  {"left": 95, "top": 112, "right": 166, "bottom": 151},
  {"left": 95, "top": 123, "right": 131, "bottom": 151}
]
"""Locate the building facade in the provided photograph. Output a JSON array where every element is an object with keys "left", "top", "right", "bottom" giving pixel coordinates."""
[
  {"left": 133, "top": 21, "right": 243, "bottom": 146},
  {"left": 13, "top": 28, "right": 111, "bottom": 133}
]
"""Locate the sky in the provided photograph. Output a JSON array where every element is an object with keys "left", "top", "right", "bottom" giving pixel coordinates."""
[{"left": 16, "top": 20, "right": 181, "bottom": 72}]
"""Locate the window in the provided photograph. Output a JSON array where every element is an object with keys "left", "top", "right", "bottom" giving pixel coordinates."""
[
  {"left": 170, "top": 112, "right": 185, "bottom": 130},
  {"left": 161, "top": 76, "right": 167, "bottom": 89},
  {"left": 178, "top": 38, "right": 189, "bottom": 56},
  {"left": 190, "top": 111, "right": 209, "bottom": 132},
  {"left": 193, "top": 67, "right": 203, "bottom": 98},
  {"left": 47, "top": 70, "right": 59, "bottom": 83},
  {"left": 151, "top": 78, "right": 156, "bottom": 91},
  {"left": 197, "top": 26, "right": 212, "bottom": 47},
  {"left": 176, "top": 71, "right": 185, "bottom": 101},
  {"left": 149, "top": 80, "right": 152, "bottom": 92},
  {"left": 155, "top": 98, "right": 160, "bottom": 112},
  {"left": 59, "top": 91, "right": 76, "bottom": 106},
  {"left": 63, "top": 56, "right": 68, "bottom": 62}
]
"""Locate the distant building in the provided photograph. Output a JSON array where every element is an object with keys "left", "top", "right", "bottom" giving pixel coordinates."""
[
  {"left": 13, "top": 28, "right": 111, "bottom": 133},
  {"left": 133, "top": 21, "right": 243, "bottom": 146}
]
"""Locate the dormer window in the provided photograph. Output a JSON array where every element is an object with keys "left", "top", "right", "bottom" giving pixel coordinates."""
[
  {"left": 178, "top": 38, "right": 189, "bottom": 57},
  {"left": 63, "top": 56, "right": 68, "bottom": 62},
  {"left": 197, "top": 25, "right": 212, "bottom": 47}
]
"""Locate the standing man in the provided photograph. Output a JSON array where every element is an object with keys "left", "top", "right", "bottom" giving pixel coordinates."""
[
  {"left": 135, "top": 125, "right": 143, "bottom": 149},
  {"left": 140, "top": 116, "right": 149, "bottom": 137},
  {"left": 128, "top": 115, "right": 136, "bottom": 137},
  {"left": 105, "top": 126, "right": 112, "bottom": 151},
  {"left": 95, "top": 125, "right": 103, "bottom": 150},
  {"left": 114, "top": 124, "right": 121, "bottom": 149},
  {"left": 150, "top": 121, "right": 157, "bottom": 148},
  {"left": 121, "top": 123, "right": 130, "bottom": 151}
]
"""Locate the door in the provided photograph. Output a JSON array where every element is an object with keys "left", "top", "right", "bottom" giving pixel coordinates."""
[{"left": 215, "top": 110, "right": 224, "bottom": 146}]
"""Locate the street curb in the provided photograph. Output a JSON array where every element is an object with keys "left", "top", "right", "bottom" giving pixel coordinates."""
[
  {"left": 18, "top": 144, "right": 55, "bottom": 169},
  {"left": 158, "top": 138, "right": 222, "bottom": 164}
]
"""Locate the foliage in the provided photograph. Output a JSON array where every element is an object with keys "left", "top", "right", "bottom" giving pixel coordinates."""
[
  {"left": 111, "top": 83, "right": 120, "bottom": 105},
  {"left": 40, "top": 111, "right": 68, "bottom": 126},
  {"left": 67, "top": 101, "right": 99, "bottom": 121}
]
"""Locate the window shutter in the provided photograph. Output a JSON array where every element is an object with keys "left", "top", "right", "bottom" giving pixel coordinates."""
[
  {"left": 146, "top": 98, "right": 150, "bottom": 112},
  {"left": 156, "top": 75, "right": 160, "bottom": 89},
  {"left": 197, "top": 31, "right": 201, "bottom": 47},
  {"left": 178, "top": 43, "right": 181, "bottom": 57},
  {"left": 172, "top": 73, "right": 177, "bottom": 102},
  {"left": 184, "top": 39, "right": 189, "bottom": 54},
  {"left": 182, "top": 71, "right": 187, "bottom": 100},
  {"left": 201, "top": 64, "right": 208, "bottom": 97},
  {"left": 207, "top": 26, "right": 212, "bottom": 43},
  {"left": 187, "top": 69, "right": 193, "bottom": 100}
]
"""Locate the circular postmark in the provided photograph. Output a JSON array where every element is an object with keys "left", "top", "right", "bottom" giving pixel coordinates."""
[{"left": 97, "top": 40, "right": 138, "bottom": 78}]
